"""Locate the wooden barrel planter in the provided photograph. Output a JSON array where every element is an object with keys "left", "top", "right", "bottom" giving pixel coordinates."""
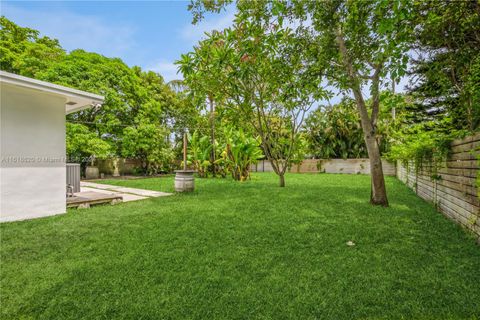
[{"left": 174, "top": 170, "right": 195, "bottom": 192}]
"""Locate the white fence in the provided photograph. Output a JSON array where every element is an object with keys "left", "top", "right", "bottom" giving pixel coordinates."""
[{"left": 251, "top": 158, "right": 396, "bottom": 176}]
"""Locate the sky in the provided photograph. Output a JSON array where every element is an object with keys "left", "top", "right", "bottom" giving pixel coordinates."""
[
  {"left": 1, "top": 0, "right": 235, "bottom": 82},
  {"left": 1, "top": 0, "right": 408, "bottom": 106}
]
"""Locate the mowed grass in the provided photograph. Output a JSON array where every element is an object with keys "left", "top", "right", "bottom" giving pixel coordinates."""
[{"left": 1, "top": 173, "right": 479, "bottom": 320}]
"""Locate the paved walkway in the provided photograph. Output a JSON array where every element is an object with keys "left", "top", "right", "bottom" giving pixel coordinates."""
[{"left": 80, "top": 181, "right": 172, "bottom": 203}]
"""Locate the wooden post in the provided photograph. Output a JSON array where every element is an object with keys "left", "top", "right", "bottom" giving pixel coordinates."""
[{"left": 183, "top": 132, "right": 187, "bottom": 171}]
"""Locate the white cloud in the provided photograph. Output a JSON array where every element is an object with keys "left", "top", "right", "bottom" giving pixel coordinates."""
[
  {"left": 2, "top": 4, "right": 136, "bottom": 58},
  {"left": 180, "top": 6, "right": 235, "bottom": 44},
  {"left": 146, "top": 60, "right": 181, "bottom": 82}
]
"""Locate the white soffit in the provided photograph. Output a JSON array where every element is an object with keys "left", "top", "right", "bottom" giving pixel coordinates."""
[{"left": 0, "top": 70, "right": 104, "bottom": 114}]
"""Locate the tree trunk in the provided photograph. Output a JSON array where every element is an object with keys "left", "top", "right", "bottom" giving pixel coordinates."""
[
  {"left": 279, "top": 173, "right": 285, "bottom": 187},
  {"left": 352, "top": 96, "right": 389, "bottom": 206},
  {"left": 335, "top": 28, "right": 388, "bottom": 206},
  {"left": 269, "top": 158, "right": 287, "bottom": 188},
  {"left": 364, "top": 134, "right": 388, "bottom": 206},
  {"left": 356, "top": 101, "right": 388, "bottom": 206}
]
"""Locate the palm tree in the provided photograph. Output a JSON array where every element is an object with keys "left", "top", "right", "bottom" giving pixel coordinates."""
[{"left": 167, "top": 79, "right": 188, "bottom": 93}]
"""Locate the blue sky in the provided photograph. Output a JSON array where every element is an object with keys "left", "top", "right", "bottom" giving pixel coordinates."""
[{"left": 2, "top": 1, "right": 235, "bottom": 82}]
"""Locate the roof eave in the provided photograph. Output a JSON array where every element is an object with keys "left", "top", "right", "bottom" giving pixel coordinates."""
[{"left": 0, "top": 71, "right": 104, "bottom": 113}]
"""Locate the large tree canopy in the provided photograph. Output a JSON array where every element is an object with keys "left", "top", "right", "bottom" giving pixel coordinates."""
[
  {"left": 0, "top": 16, "right": 65, "bottom": 76},
  {"left": 0, "top": 17, "right": 193, "bottom": 174}
]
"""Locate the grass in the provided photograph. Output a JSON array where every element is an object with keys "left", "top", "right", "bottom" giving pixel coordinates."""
[{"left": 1, "top": 173, "right": 479, "bottom": 319}]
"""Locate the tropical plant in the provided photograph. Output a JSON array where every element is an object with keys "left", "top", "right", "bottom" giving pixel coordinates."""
[
  {"left": 304, "top": 100, "right": 366, "bottom": 159},
  {"left": 187, "top": 131, "right": 213, "bottom": 178},
  {"left": 218, "top": 127, "right": 263, "bottom": 181},
  {"left": 304, "top": 95, "right": 400, "bottom": 159}
]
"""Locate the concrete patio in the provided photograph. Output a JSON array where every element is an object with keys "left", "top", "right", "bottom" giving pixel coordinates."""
[
  {"left": 81, "top": 181, "right": 172, "bottom": 200},
  {"left": 67, "top": 181, "right": 172, "bottom": 208}
]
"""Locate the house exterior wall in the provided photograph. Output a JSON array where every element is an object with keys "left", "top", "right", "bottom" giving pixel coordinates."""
[{"left": 0, "top": 83, "right": 67, "bottom": 222}]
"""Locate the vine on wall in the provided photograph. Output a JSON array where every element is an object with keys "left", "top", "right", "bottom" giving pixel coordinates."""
[{"left": 387, "top": 126, "right": 453, "bottom": 179}]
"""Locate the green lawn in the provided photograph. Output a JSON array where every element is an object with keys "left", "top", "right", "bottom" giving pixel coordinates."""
[{"left": 1, "top": 173, "right": 479, "bottom": 319}]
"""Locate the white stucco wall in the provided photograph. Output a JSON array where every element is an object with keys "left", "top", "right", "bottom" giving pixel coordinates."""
[{"left": 0, "top": 83, "right": 67, "bottom": 222}]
